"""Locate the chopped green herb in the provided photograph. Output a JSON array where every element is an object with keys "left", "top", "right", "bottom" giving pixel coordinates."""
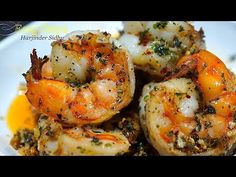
[
  {"left": 91, "top": 137, "right": 103, "bottom": 146},
  {"left": 62, "top": 43, "right": 67, "bottom": 49},
  {"left": 144, "top": 95, "right": 149, "bottom": 102},
  {"left": 65, "top": 78, "right": 73, "bottom": 84},
  {"left": 179, "top": 25, "right": 184, "bottom": 32},
  {"left": 151, "top": 43, "right": 170, "bottom": 56},
  {"left": 173, "top": 37, "right": 182, "bottom": 48},
  {"left": 205, "top": 121, "right": 213, "bottom": 129},
  {"left": 117, "top": 89, "right": 123, "bottom": 94},
  {"left": 175, "top": 93, "right": 184, "bottom": 96},
  {"left": 167, "top": 131, "right": 174, "bottom": 137},
  {"left": 204, "top": 137, "right": 219, "bottom": 148},
  {"left": 195, "top": 118, "right": 202, "bottom": 132},
  {"left": 105, "top": 143, "right": 112, "bottom": 147},
  {"left": 99, "top": 58, "right": 108, "bottom": 65},
  {"left": 96, "top": 52, "right": 103, "bottom": 58},
  {"left": 65, "top": 78, "right": 81, "bottom": 87},
  {"left": 153, "top": 21, "right": 168, "bottom": 29},
  {"left": 139, "top": 29, "right": 151, "bottom": 45},
  {"left": 46, "top": 130, "right": 54, "bottom": 137},
  {"left": 95, "top": 52, "right": 107, "bottom": 65},
  {"left": 112, "top": 41, "right": 118, "bottom": 50},
  {"left": 190, "top": 47, "right": 196, "bottom": 54},
  {"left": 204, "top": 105, "right": 216, "bottom": 114},
  {"left": 154, "top": 86, "right": 159, "bottom": 91},
  {"left": 0, "top": 116, "right": 4, "bottom": 120},
  {"left": 169, "top": 54, "right": 178, "bottom": 63},
  {"left": 160, "top": 38, "right": 166, "bottom": 43},
  {"left": 140, "top": 29, "right": 149, "bottom": 39},
  {"left": 123, "top": 121, "right": 133, "bottom": 132}
]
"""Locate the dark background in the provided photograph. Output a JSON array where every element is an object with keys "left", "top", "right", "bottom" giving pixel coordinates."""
[{"left": 0, "top": 21, "right": 30, "bottom": 41}]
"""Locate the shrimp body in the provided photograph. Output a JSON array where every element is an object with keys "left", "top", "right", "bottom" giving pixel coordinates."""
[
  {"left": 170, "top": 50, "right": 236, "bottom": 115},
  {"left": 119, "top": 21, "right": 205, "bottom": 76},
  {"left": 25, "top": 31, "right": 135, "bottom": 126},
  {"left": 38, "top": 116, "right": 130, "bottom": 156},
  {"left": 140, "top": 50, "right": 236, "bottom": 155}
]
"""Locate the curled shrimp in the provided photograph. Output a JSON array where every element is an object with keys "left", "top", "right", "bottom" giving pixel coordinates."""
[
  {"left": 167, "top": 50, "right": 236, "bottom": 111},
  {"left": 24, "top": 31, "right": 135, "bottom": 126},
  {"left": 119, "top": 21, "right": 205, "bottom": 77},
  {"left": 139, "top": 50, "right": 236, "bottom": 155},
  {"left": 37, "top": 116, "right": 130, "bottom": 156}
]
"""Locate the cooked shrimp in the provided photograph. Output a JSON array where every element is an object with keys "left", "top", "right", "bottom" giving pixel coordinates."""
[
  {"left": 167, "top": 50, "right": 236, "bottom": 108},
  {"left": 24, "top": 31, "right": 135, "bottom": 126},
  {"left": 119, "top": 21, "right": 205, "bottom": 76},
  {"left": 139, "top": 50, "right": 236, "bottom": 155},
  {"left": 37, "top": 116, "right": 130, "bottom": 156}
]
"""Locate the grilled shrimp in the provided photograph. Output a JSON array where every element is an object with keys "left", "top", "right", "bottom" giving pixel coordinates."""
[
  {"left": 139, "top": 50, "right": 236, "bottom": 155},
  {"left": 24, "top": 31, "right": 135, "bottom": 126},
  {"left": 119, "top": 21, "right": 205, "bottom": 77},
  {"left": 37, "top": 116, "right": 130, "bottom": 156}
]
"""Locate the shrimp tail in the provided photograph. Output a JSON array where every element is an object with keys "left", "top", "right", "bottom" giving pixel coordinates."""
[
  {"left": 26, "top": 49, "right": 49, "bottom": 81},
  {"left": 164, "top": 56, "right": 198, "bottom": 80}
]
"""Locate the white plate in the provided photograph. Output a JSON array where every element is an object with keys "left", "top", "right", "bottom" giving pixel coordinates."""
[{"left": 0, "top": 21, "right": 236, "bottom": 155}]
